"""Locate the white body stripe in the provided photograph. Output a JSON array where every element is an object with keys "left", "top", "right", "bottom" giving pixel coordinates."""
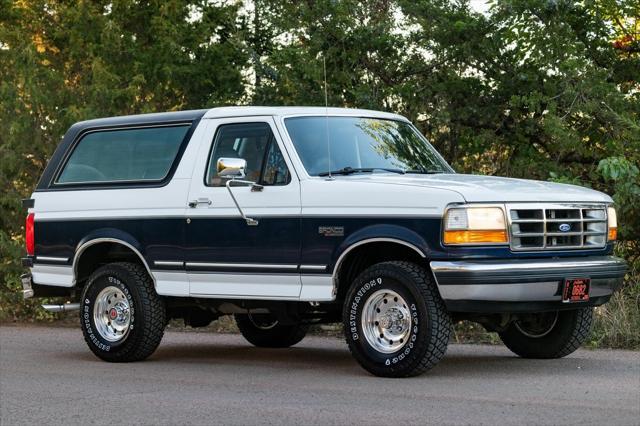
[
  {"left": 153, "top": 271, "right": 190, "bottom": 297},
  {"left": 299, "top": 275, "right": 334, "bottom": 301},
  {"left": 188, "top": 272, "right": 301, "bottom": 299},
  {"left": 31, "top": 265, "right": 74, "bottom": 287}
]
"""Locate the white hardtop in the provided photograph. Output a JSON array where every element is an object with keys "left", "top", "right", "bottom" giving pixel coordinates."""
[{"left": 202, "top": 106, "right": 408, "bottom": 121}]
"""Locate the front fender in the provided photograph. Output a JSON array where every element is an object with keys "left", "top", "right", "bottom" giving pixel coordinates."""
[{"left": 331, "top": 224, "right": 430, "bottom": 274}]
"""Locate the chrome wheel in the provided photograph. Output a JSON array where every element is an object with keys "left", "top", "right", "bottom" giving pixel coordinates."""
[
  {"left": 93, "top": 286, "right": 132, "bottom": 342},
  {"left": 361, "top": 289, "right": 412, "bottom": 354},
  {"left": 514, "top": 311, "right": 559, "bottom": 338}
]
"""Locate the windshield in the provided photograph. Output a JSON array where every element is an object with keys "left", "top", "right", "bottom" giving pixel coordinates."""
[{"left": 284, "top": 116, "right": 452, "bottom": 176}]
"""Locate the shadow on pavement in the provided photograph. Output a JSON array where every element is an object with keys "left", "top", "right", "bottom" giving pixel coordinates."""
[{"left": 53, "top": 336, "right": 608, "bottom": 380}]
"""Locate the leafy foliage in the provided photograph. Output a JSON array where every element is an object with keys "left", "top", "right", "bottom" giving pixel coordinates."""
[
  {"left": 0, "top": 0, "right": 247, "bottom": 320},
  {"left": 1, "top": 0, "right": 638, "bottom": 329}
]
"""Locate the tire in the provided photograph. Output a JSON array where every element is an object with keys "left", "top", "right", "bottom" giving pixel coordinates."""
[
  {"left": 80, "top": 262, "right": 166, "bottom": 362},
  {"left": 234, "top": 313, "right": 309, "bottom": 348},
  {"left": 498, "top": 308, "right": 593, "bottom": 359},
  {"left": 343, "top": 261, "right": 451, "bottom": 377}
]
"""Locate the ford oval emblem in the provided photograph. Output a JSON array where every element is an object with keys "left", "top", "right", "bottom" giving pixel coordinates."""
[{"left": 559, "top": 223, "right": 571, "bottom": 232}]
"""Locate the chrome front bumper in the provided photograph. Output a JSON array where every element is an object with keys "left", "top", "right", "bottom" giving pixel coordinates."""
[{"left": 430, "top": 256, "right": 627, "bottom": 313}]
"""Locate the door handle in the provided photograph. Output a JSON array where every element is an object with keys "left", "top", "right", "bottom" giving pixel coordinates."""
[{"left": 188, "top": 198, "right": 212, "bottom": 208}]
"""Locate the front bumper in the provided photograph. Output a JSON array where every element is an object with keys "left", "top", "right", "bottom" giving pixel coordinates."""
[{"left": 430, "top": 256, "right": 627, "bottom": 313}]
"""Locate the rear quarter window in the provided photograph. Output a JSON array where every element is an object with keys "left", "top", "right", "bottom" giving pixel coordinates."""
[{"left": 56, "top": 125, "right": 190, "bottom": 185}]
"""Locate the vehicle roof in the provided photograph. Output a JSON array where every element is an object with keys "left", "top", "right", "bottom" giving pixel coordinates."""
[
  {"left": 202, "top": 106, "right": 408, "bottom": 122},
  {"left": 74, "top": 109, "right": 209, "bottom": 128},
  {"left": 72, "top": 107, "right": 408, "bottom": 128}
]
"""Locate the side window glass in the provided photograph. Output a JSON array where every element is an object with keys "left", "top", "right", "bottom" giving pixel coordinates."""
[
  {"left": 261, "top": 139, "right": 291, "bottom": 185},
  {"left": 206, "top": 123, "right": 290, "bottom": 187},
  {"left": 57, "top": 125, "right": 189, "bottom": 184}
]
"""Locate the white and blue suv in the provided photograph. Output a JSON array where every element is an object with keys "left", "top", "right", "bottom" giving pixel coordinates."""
[{"left": 21, "top": 107, "right": 626, "bottom": 377}]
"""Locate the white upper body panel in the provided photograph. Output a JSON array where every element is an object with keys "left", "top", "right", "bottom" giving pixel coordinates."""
[
  {"left": 299, "top": 173, "right": 612, "bottom": 205},
  {"left": 300, "top": 178, "right": 463, "bottom": 217},
  {"left": 31, "top": 106, "right": 612, "bottom": 217}
]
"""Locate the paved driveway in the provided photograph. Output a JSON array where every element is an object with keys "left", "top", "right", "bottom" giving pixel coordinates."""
[{"left": 1, "top": 325, "right": 638, "bottom": 425}]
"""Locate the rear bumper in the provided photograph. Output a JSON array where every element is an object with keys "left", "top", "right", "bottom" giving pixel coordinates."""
[
  {"left": 19, "top": 271, "right": 75, "bottom": 299},
  {"left": 21, "top": 273, "right": 34, "bottom": 299},
  {"left": 430, "top": 256, "right": 627, "bottom": 313}
]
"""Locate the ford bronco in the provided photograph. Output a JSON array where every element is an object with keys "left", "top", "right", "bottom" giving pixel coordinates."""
[{"left": 21, "top": 107, "right": 626, "bottom": 377}]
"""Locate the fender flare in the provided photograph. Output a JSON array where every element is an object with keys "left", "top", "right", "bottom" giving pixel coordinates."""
[
  {"left": 72, "top": 229, "right": 154, "bottom": 286},
  {"left": 330, "top": 224, "right": 430, "bottom": 280}
]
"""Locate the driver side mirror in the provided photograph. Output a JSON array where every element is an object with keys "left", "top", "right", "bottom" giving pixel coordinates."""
[
  {"left": 215, "top": 157, "right": 261, "bottom": 226},
  {"left": 217, "top": 157, "right": 247, "bottom": 179}
]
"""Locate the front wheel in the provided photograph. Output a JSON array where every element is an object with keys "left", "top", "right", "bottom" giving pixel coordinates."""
[
  {"left": 80, "top": 262, "right": 166, "bottom": 362},
  {"left": 234, "top": 313, "right": 308, "bottom": 348},
  {"left": 343, "top": 261, "right": 451, "bottom": 377},
  {"left": 499, "top": 308, "right": 593, "bottom": 359}
]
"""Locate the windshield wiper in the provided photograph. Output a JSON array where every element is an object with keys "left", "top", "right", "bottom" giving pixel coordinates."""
[
  {"left": 405, "top": 169, "right": 447, "bottom": 174},
  {"left": 318, "top": 167, "right": 406, "bottom": 176}
]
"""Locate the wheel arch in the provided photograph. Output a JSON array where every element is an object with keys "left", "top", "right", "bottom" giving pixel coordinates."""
[
  {"left": 72, "top": 230, "right": 154, "bottom": 287},
  {"left": 331, "top": 225, "right": 432, "bottom": 301}
]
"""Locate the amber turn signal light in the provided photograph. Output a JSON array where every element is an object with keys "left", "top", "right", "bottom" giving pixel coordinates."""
[
  {"left": 607, "top": 207, "right": 617, "bottom": 241},
  {"left": 443, "top": 230, "right": 508, "bottom": 245}
]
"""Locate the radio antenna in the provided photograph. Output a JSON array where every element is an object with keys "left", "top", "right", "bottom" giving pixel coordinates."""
[{"left": 323, "top": 54, "right": 333, "bottom": 180}]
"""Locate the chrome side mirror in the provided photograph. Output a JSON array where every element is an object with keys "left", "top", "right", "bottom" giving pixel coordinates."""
[
  {"left": 217, "top": 157, "right": 247, "bottom": 179},
  {"left": 216, "top": 157, "right": 261, "bottom": 226}
]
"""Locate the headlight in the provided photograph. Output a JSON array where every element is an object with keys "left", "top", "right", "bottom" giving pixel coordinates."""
[
  {"left": 607, "top": 206, "right": 617, "bottom": 241},
  {"left": 443, "top": 206, "right": 508, "bottom": 245}
]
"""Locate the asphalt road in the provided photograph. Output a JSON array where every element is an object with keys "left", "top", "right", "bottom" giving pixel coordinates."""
[{"left": 1, "top": 326, "right": 638, "bottom": 426}]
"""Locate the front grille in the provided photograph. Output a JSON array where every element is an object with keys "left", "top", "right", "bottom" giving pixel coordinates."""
[{"left": 508, "top": 204, "right": 608, "bottom": 251}]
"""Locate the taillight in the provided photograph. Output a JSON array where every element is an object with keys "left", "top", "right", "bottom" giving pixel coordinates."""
[{"left": 26, "top": 213, "right": 35, "bottom": 255}]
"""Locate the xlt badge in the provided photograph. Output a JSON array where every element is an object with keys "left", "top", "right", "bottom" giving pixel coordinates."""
[{"left": 319, "top": 226, "right": 344, "bottom": 237}]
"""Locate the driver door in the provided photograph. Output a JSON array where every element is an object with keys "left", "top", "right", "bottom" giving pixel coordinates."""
[{"left": 185, "top": 117, "right": 302, "bottom": 298}]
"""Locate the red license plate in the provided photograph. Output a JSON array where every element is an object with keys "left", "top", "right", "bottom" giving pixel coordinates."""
[{"left": 563, "top": 278, "right": 590, "bottom": 303}]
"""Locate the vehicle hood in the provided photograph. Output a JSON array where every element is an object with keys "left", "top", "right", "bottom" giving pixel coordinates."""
[{"left": 346, "top": 173, "right": 612, "bottom": 203}]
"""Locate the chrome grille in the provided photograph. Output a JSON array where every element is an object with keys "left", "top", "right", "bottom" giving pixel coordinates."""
[{"left": 508, "top": 204, "right": 608, "bottom": 251}]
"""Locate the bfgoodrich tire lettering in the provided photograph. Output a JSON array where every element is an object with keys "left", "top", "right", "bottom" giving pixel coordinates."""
[
  {"left": 80, "top": 262, "right": 166, "bottom": 362},
  {"left": 343, "top": 261, "right": 451, "bottom": 377},
  {"left": 499, "top": 308, "right": 593, "bottom": 359}
]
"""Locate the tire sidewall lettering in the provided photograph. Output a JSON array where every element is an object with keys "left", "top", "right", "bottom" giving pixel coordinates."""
[
  {"left": 83, "top": 273, "right": 136, "bottom": 352},
  {"left": 348, "top": 274, "right": 421, "bottom": 366},
  {"left": 349, "top": 277, "right": 382, "bottom": 341}
]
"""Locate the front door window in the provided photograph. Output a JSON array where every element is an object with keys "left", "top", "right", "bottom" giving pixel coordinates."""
[{"left": 205, "top": 122, "right": 290, "bottom": 186}]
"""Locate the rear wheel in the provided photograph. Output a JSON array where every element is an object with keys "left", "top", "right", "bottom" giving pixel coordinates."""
[
  {"left": 343, "top": 261, "right": 451, "bottom": 377},
  {"left": 499, "top": 308, "right": 593, "bottom": 359},
  {"left": 80, "top": 262, "right": 166, "bottom": 362},
  {"left": 234, "top": 313, "right": 308, "bottom": 348}
]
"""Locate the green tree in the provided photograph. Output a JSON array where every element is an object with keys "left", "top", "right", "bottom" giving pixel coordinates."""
[
  {"left": 0, "top": 0, "right": 247, "bottom": 319},
  {"left": 0, "top": 0, "right": 637, "bottom": 328}
]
